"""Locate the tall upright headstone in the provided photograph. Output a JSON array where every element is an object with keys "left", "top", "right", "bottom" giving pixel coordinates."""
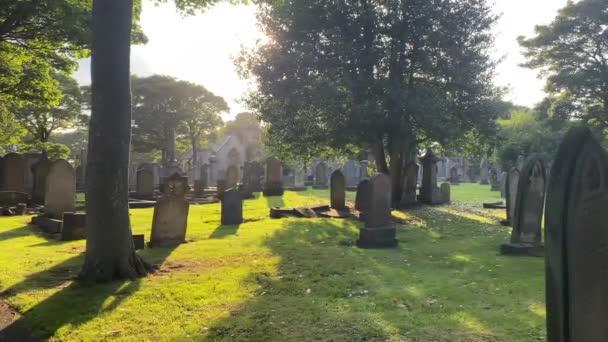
[
  {"left": 136, "top": 163, "right": 155, "bottom": 199},
  {"left": 501, "top": 168, "right": 520, "bottom": 226},
  {"left": 355, "top": 179, "right": 371, "bottom": 216},
  {"left": 449, "top": 166, "right": 460, "bottom": 184},
  {"left": 151, "top": 173, "right": 190, "bottom": 246},
  {"left": 31, "top": 155, "right": 51, "bottom": 205},
  {"left": 293, "top": 167, "right": 306, "bottom": 191},
  {"left": 359, "top": 160, "right": 369, "bottom": 180},
  {"left": 263, "top": 157, "right": 284, "bottom": 196},
  {"left": 499, "top": 171, "right": 508, "bottom": 198},
  {"left": 479, "top": 157, "right": 489, "bottom": 185},
  {"left": 545, "top": 127, "right": 608, "bottom": 342},
  {"left": 221, "top": 188, "right": 243, "bottom": 225},
  {"left": 419, "top": 149, "right": 446, "bottom": 205},
  {"left": 313, "top": 162, "right": 329, "bottom": 189},
  {"left": 1, "top": 153, "right": 27, "bottom": 192},
  {"left": 399, "top": 162, "right": 419, "bottom": 208},
  {"left": 356, "top": 173, "right": 396, "bottom": 248},
  {"left": 44, "top": 159, "right": 76, "bottom": 219},
  {"left": 225, "top": 165, "right": 240, "bottom": 189},
  {"left": 489, "top": 168, "right": 500, "bottom": 191},
  {"left": 330, "top": 170, "right": 346, "bottom": 210},
  {"left": 342, "top": 159, "right": 360, "bottom": 189},
  {"left": 500, "top": 157, "right": 545, "bottom": 256},
  {"left": 440, "top": 183, "right": 451, "bottom": 203},
  {"left": 23, "top": 152, "right": 42, "bottom": 193}
]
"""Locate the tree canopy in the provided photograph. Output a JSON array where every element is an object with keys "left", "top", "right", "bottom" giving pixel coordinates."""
[{"left": 519, "top": 0, "right": 608, "bottom": 132}]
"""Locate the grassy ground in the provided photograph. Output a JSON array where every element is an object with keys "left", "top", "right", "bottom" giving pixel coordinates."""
[{"left": 0, "top": 184, "right": 545, "bottom": 341}]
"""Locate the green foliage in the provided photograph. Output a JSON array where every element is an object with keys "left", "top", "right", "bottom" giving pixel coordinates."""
[
  {"left": 519, "top": 0, "right": 608, "bottom": 129},
  {"left": 19, "top": 141, "right": 71, "bottom": 161},
  {"left": 0, "top": 184, "right": 543, "bottom": 341},
  {"left": 0, "top": 108, "right": 26, "bottom": 153},
  {"left": 240, "top": 0, "right": 505, "bottom": 165},
  {"left": 131, "top": 75, "right": 227, "bottom": 157},
  {"left": 13, "top": 71, "right": 85, "bottom": 142},
  {"left": 50, "top": 129, "right": 88, "bottom": 162}
]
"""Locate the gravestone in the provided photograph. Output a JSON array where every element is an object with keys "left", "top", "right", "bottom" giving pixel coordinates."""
[
  {"left": 490, "top": 168, "right": 500, "bottom": 191},
  {"left": 500, "top": 157, "right": 545, "bottom": 256},
  {"left": 23, "top": 152, "right": 42, "bottom": 193},
  {"left": 151, "top": 174, "right": 190, "bottom": 246},
  {"left": 544, "top": 127, "right": 608, "bottom": 342},
  {"left": 440, "top": 183, "right": 451, "bottom": 203},
  {"left": 200, "top": 164, "right": 209, "bottom": 189},
  {"left": 44, "top": 159, "right": 76, "bottom": 219},
  {"left": 419, "top": 149, "right": 446, "bottom": 205},
  {"left": 399, "top": 162, "right": 419, "bottom": 208},
  {"left": 357, "top": 173, "right": 397, "bottom": 248},
  {"left": 293, "top": 167, "right": 307, "bottom": 191},
  {"left": 313, "top": 162, "right": 329, "bottom": 189},
  {"left": 500, "top": 171, "right": 508, "bottom": 198},
  {"left": 501, "top": 168, "right": 520, "bottom": 226},
  {"left": 449, "top": 166, "right": 460, "bottom": 184},
  {"left": 136, "top": 163, "right": 155, "bottom": 199},
  {"left": 31, "top": 155, "right": 51, "bottom": 205},
  {"left": 221, "top": 188, "right": 243, "bottom": 225},
  {"left": 61, "top": 212, "right": 86, "bottom": 241},
  {"left": 355, "top": 179, "right": 371, "bottom": 216},
  {"left": 225, "top": 165, "right": 240, "bottom": 189},
  {"left": 359, "top": 160, "right": 369, "bottom": 180},
  {"left": 330, "top": 170, "right": 346, "bottom": 210},
  {"left": 1, "top": 153, "right": 27, "bottom": 192},
  {"left": 479, "top": 157, "right": 489, "bottom": 184},
  {"left": 343, "top": 159, "right": 360, "bottom": 189},
  {"left": 263, "top": 157, "right": 284, "bottom": 196}
]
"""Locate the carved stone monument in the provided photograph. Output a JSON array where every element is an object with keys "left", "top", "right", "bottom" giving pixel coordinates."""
[
  {"left": 263, "top": 157, "right": 284, "bottom": 196},
  {"left": 330, "top": 170, "right": 346, "bottom": 210},
  {"left": 356, "top": 173, "right": 397, "bottom": 248},
  {"left": 150, "top": 174, "right": 190, "bottom": 246},
  {"left": 44, "top": 159, "right": 76, "bottom": 219}
]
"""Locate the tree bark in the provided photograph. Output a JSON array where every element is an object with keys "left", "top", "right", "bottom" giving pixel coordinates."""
[
  {"left": 371, "top": 139, "right": 389, "bottom": 173},
  {"left": 80, "top": 0, "right": 152, "bottom": 282}
]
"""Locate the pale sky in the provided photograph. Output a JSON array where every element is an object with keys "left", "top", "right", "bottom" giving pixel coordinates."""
[{"left": 74, "top": 0, "right": 570, "bottom": 120}]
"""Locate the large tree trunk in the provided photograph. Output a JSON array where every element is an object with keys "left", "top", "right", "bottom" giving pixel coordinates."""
[
  {"left": 371, "top": 139, "right": 389, "bottom": 173},
  {"left": 80, "top": 0, "right": 152, "bottom": 282}
]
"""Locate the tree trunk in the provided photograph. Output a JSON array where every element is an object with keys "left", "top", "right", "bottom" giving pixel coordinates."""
[
  {"left": 371, "top": 139, "right": 389, "bottom": 173},
  {"left": 80, "top": 0, "right": 152, "bottom": 282},
  {"left": 191, "top": 135, "right": 198, "bottom": 173},
  {"left": 388, "top": 134, "right": 405, "bottom": 207}
]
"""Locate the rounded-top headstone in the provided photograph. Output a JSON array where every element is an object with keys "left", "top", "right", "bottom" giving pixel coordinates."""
[
  {"left": 330, "top": 169, "right": 346, "bottom": 210},
  {"left": 44, "top": 159, "right": 76, "bottom": 219}
]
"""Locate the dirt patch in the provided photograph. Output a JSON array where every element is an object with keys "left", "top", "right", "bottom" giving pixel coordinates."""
[{"left": 0, "top": 301, "right": 39, "bottom": 341}]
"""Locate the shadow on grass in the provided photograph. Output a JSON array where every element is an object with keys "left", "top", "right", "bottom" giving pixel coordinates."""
[
  {"left": 0, "top": 224, "right": 55, "bottom": 243},
  {"left": 0, "top": 245, "right": 177, "bottom": 340},
  {"left": 203, "top": 207, "right": 544, "bottom": 341},
  {"left": 264, "top": 195, "right": 285, "bottom": 209},
  {"left": 209, "top": 224, "right": 241, "bottom": 239}
]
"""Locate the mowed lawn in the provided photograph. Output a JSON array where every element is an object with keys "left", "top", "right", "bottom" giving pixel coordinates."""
[{"left": 0, "top": 184, "right": 545, "bottom": 341}]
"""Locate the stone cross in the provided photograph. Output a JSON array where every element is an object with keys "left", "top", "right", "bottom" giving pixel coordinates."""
[
  {"left": 545, "top": 127, "right": 608, "bottom": 342},
  {"left": 221, "top": 188, "right": 243, "bottom": 225},
  {"left": 44, "top": 159, "right": 76, "bottom": 219},
  {"left": 330, "top": 170, "right": 346, "bottom": 210},
  {"left": 500, "top": 157, "right": 545, "bottom": 256},
  {"left": 356, "top": 173, "right": 397, "bottom": 248},
  {"left": 150, "top": 173, "right": 190, "bottom": 246}
]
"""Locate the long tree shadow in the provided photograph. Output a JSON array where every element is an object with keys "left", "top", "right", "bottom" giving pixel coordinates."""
[
  {"left": 264, "top": 194, "right": 285, "bottom": 209},
  {"left": 0, "top": 224, "right": 55, "bottom": 243},
  {"left": 209, "top": 224, "right": 241, "bottom": 239},
  {"left": 0, "top": 244, "right": 177, "bottom": 340},
  {"left": 204, "top": 206, "right": 545, "bottom": 341}
]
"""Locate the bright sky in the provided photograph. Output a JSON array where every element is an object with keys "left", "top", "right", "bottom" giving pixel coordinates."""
[{"left": 74, "top": 0, "right": 570, "bottom": 120}]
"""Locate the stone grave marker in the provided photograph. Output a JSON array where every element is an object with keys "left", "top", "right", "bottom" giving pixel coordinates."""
[
  {"left": 479, "top": 157, "right": 489, "bottom": 184},
  {"left": 263, "top": 157, "right": 284, "bottom": 196},
  {"left": 221, "top": 188, "right": 243, "bottom": 225},
  {"left": 1, "top": 153, "right": 27, "bottom": 192},
  {"left": 357, "top": 173, "right": 397, "bottom": 248},
  {"left": 419, "top": 149, "right": 446, "bottom": 205},
  {"left": 136, "top": 163, "right": 155, "bottom": 199},
  {"left": 151, "top": 174, "right": 190, "bottom": 246},
  {"left": 343, "top": 159, "right": 360, "bottom": 189},
  {"left": 449, "top": 166, "right": 460, "bottom": 184},
  {"left": 61, "top": 212, "right": 86, "bottom": 241},
  {"left": 313, "top": 162, "right": 329, "bottom": 189},
  {"left": 440, "top": 183, "right": 451, "bottom": 203},
  {"left": 399, "top": 162, "right": 419, "bottom": 208},
  {"left": 355, "top": 179, "right": 371, "bottom": 221},
  {"left": 44, "top": 159, "right": 76, "bottom": 219},
  {"left": 501, "top": 168, "right": 520, "bottom": 226},
  {"left": 500, "top": 157, "right": 545, "bottom": 256},
  {"left": 330, "top": 170, "right": 346, "bottom": 210},
  {"left": 31, "top": 155, "right": 51, "bottom": 205},
  {"left": 545, "top": 127, "right": 608, "bottom": 342}
]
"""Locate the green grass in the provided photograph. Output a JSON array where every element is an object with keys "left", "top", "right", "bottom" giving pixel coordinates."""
[{"left": 0, "top": 184, "right": 545, "bottom": 341}]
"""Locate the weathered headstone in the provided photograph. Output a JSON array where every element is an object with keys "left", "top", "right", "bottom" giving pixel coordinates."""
[
  {"left": 449, "top": 166, "right": 460, "bottom": 184},
  {"left": 136, "top": 163, "right": 155, "bottom": 199},
  {"left": 545, "top": 127, "right": 608, "bottom": 342},
  {"left": 313, "top": 162, "right": 329, "bottom": 189},
  {"left": 330, "top": 170, "right": 346, "bottom": 210},
  {"left": 419, "top": 149, "right": 446, "bottom": 205},
  {"left": 31, "top": 155, "right": 51, "bottom": 205},
  {"left": 501, "top": 168, "right": 520, "bottom": 226},
  {"left": 479, "top": 157, "right": 489, "bottom": 185},
  {"left": 263, "top": 157, "right": 284, "bottom": 196},
  {"left": 500, "top": 157, "right": 545, "bottom": 256},
  {"left": 355, "top": 179, "right": 371, "bottom": 215},
  {"left": 489, "top": 168, "right": 500, "bottom": 191},
  {"left": 293, "top": 167, "right": 307, "bottom": 191},
  {"left": 399, "top": 162, "right": 419, "bottom": 208},
  {"left": 61, "top": 212, "right": 86, "bottom": 241},
  {"left": 225, "top": 165, "right": 240, "bottom": 190},
  {"left": 221, "top": 188, "right": 243, "bottom": 225},
  {"left": 343, "top": 159, "right": 360, "bottom": 189},
  {"left": 440, "top": 183, "right": 451, "bottom": 203},
  {"left": 23, "top": 152, "right": 42, "bottom": 193},
  {"left": 44, "top": 159, "right": 76, "bottom": 219},
  {"left": 499, "top": 171, "right": 508, "bottom": 198},
  {"left": 0, "top": 153, "right": 27, "bottom": 192},
  {"left": 357, "top": 173, "right": 397, "bottom": 248},
  {"left": 151, "top": 174, "right": 190, "bottom": 246}
]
